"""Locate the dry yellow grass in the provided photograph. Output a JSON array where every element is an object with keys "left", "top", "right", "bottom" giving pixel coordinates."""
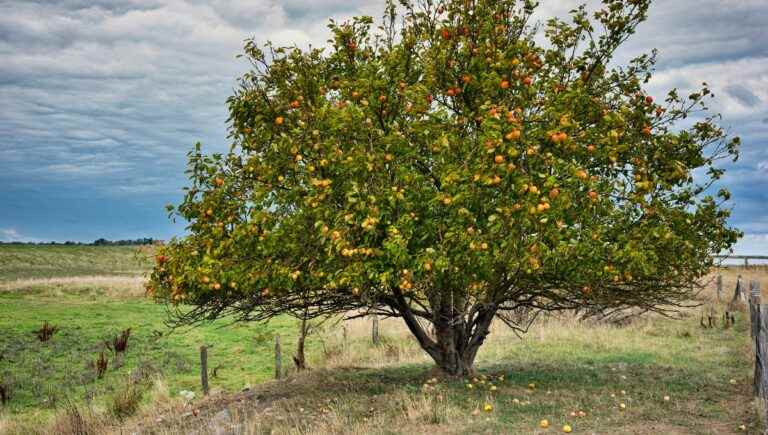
[
  {"left": 0, "top": 275, "right": 147, "bottom": 298},
  {"left": 704, "top": 266, "right": 768, "bottom": 298}
]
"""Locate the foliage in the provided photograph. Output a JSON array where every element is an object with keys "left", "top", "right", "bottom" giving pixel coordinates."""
[
  {"left": 109, "top": 329, "right": 132, "bottom": 354},
  {"left": 94, "top": 352, "right": 108, "bottom": 380},
  {"left": 150, "top": 0, "right": 740, "bottom": 375},
  {"left": 35, "top": 321, "right": 58, "bottom": 343}
]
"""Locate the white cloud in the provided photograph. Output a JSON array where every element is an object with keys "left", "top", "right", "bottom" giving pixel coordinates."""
[
  {"left": 0, "top": 228, "right": 40, "bottom": 242},
  {"left": 731, "top": 233, "right": 768, "bottom": 256}
]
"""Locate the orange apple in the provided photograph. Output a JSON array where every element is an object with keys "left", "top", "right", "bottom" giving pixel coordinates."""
[
  {"left": 505, "top": 129, "right": 521, "bottom": 141},
  {"left": 275, "top": 116, "right": 284, "bottom": 125},
  {"left": 642, "top": 126, "right": 652, "bottom": 136},
  {"left": 494, "top": 155, "right": 505, "bottom": 164},
  {"left": 462, "top": 74, "right": 472, "bottom": 84},
  {"left": 290, "top": 100, "right": 300, "bottom": 108},
  {"left": 576, "top": 169, "right": 588, "bottom": 180},
  {"left": 441, "top": 28, "right": 451, "bottom": 40},
  {"left": 549, "top": 188, "right": 560, "bottom": 199},
  {"left": 588, "top": 191, "right": 598, "bottom": 201},
  {"left": 522, "top": 76, "right": 533, "bottom": 86},
  {"left": 500, "top": 79, "right": 510, "bottom": 89}
]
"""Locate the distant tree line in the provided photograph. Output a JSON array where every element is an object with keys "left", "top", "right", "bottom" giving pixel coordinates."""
[{"left": 0, "top": 238, "right": 161, "bottom": 246}]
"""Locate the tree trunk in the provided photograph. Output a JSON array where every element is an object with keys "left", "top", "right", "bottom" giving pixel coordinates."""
[
  {"left": 432, "top": 319, "right": 475, "bottom": 376},
  {"left": 394, "top": 294, "right": 496, "bottom": 377},
  {"left": 430, "top": 307, "right": 495, "bottom": 377},
  {"left": 391, "top": 286, "right": 496, "bottom": 377},
  {"left": 293, "top": 317, "right": 308, "bottom": 370}
]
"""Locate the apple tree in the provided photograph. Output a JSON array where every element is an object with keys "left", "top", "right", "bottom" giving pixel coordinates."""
[{"left": 149, "top": 0, "right": 740, "bottom": 376}]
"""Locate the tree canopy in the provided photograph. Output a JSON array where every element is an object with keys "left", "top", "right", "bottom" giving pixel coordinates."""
[{"left": 149, "top": 0, "right": 740, "bottom": 375}]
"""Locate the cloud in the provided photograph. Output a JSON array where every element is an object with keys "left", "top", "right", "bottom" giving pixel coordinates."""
[
  {"left": 726, "top": 84, "right": 762, "bottom": 108},
  {"left": 0, "top": 0, "right": 766, "bottom": 242},
  {"left": 732, "top": 233, "right": 768, "bottom": 256},
  {"left": 0, "top": 228, "right": 40, "bottom": 243}
]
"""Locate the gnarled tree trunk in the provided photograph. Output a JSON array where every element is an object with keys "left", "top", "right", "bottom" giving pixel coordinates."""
[
  {"left": 394, "top": 290, "right": 496, "bottom": 377},
  {"left": 432, "top": 307, "right": 496, "bottom": 376}
]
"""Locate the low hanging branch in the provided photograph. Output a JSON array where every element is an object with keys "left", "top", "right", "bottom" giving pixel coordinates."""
[{"left": 147, "top": 0, "right": 740, "bottom": 376}]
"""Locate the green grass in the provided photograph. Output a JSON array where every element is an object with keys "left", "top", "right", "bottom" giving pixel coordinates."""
[
  {"left": 0, "top": 245, "right": 308, "bottom": 425},
  {"left": 0, "top": 245, "right": 151, "bottom": 281},
  {"left": 0, "top": 290, "right": 302, "bottom": 420},
  {"left": 0, "top": 245, "right": 761, "bottom": 434}
]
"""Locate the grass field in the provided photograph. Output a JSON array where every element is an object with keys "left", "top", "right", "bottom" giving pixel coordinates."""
[
  {"left": 0, "top": 245, "right": 152, "bottom": 281},
  {"left": 0, "top": 245, "right": 765, "bottom": 434},
  {"left": 0, "top": 245, "right": 302, "bottom": 431}
]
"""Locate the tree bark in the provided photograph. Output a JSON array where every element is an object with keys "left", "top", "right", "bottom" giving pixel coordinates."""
[
  {"left": 431, "top": 306, "right": 496, "bottom": 376},
  {"left": 293, "top": 317, "right": 308, "bottom": 370},
  {"left": 393, "top": 288, "right": 496, "bottom": 377}
]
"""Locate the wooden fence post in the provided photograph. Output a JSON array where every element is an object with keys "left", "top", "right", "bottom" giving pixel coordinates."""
[
  {"left": 749, "top": 281, "right": 768, "bottom": 401},
  {"left": 275, "top": 334, "right": 282, "bottom": 380},
  {"left": 750, "top": 285, "right": 760, "bottom": 338},
  {"left": 716, "top": 274, "right": 723, "bottom": 302},
  {"left": 200, "top": 345, "right": 209, "bottom": 396},
  {"left": 372, "top": 315, "right": 380, "bottom": 345},
  {"left": 732, "top": 275, "right": 745, "bottom": 306},
  {"left": 342, "top": 323, "right": 349, "bottom": 352},
  {"left": 760, "top": 304, "right": 768, "bottom": 425}
]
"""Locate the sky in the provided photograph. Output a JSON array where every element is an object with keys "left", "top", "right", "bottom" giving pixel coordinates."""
[{"left": 0, "top": 0, "right": 766, "bottom": 253}]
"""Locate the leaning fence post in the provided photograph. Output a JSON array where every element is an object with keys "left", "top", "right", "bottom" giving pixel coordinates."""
[
  {"left": 760, "top": 302, "right": 768, "bottom": 424},
  {"left": 200, "top": 345, "right": 209, "bottom": 396},
  {"left": 372, "top": 315, "right": 380, "bottom": 345},
  {"left": 275, "top": 334, "right": 282, "bottom": 380},
  {"left": 732, "top": 275, "right": 745, "bottom": 307},
  {"left": 749, "top": 281, "right": 766, "bottom": 399},
  {"left": 716, "top": 274, "right": 723, "bottom": 302}
]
